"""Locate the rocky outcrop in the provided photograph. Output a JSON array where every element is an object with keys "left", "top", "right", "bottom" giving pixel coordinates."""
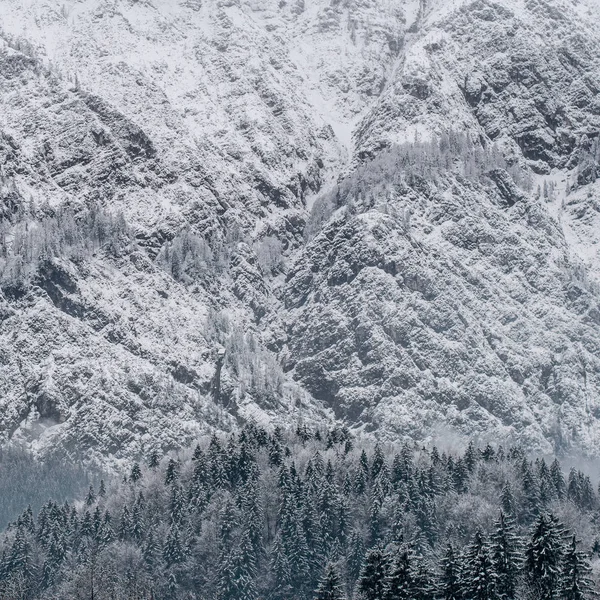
[{"left": 1, "top": 0, "right": 600, "bottom": 463}]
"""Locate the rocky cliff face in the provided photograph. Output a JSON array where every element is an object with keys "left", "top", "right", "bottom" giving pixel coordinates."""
[{"left": 1, "top": 0, "right": 600, "bottom": 465}]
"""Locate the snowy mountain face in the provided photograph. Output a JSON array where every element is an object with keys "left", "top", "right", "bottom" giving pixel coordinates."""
[{"left": 1, "top": 0, "right": 600, "bottom": 466}]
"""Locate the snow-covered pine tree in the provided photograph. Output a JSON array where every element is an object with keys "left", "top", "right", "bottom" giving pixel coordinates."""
[
  {"left": 118, "top": 505, "right": 131, "bottom": 541},
  {"left": 463, "top": 531, "right": 497, "bottom": 600},
  {"left": 85, "top": 485, "right": 96, "bottom": 506},
  {"left": 148, "top": 449, "right": 160, "bottom": 469},
  {"left": 560, "top": 535, "right": 594, "bottom": 600},
  {"left": 358, "top": 546, "right": 389, "bottom": 600},
  {"left": 525, "top": 513, "right": 567, "bottom": 599},
  {"left": 165, "top": 458, "right": 180, "bottom": 485},
  {"left": 500, "top": 482, "right": 516, "bottom": 517},
  {"left": 143, "top": 530, "right": 158, "bottom": 570},
  {"left": 130, "top": 462, "right": 142, "bottom": 483},
  {"left": 549, "top": 459, "right": 566, "bottom": 500},
  {"left": 217, "top": 528, "right": 258, "bottom": 600},
  {"left": 439, "top": 543, "right": 462, "bottom": 600},
  {"left": 410, "top": 554, "right": 436, "bottom": 600},
  {"left": 163, "top": 522, "right": 185, "bottom": 567},
  {"left": 314, "top": 562, "right": 346, "bottom": 600},
  {"left": 490, "top": 511, "right": 521, "bottom": 599},
  {"left": 385, "top": 549, "right": 412, "bottom": 600},
  {"left": 271, "top": 533, "right": 293, "bottom": 600}
]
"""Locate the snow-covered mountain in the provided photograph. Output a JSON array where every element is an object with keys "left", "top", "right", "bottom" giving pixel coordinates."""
[{"left": 1, "top": 0, "right": 600, "bottom": 466}]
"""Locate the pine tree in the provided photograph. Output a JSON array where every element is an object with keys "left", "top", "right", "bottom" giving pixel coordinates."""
[
  {"left": 490, "top": 512, "right": 521, "bottom": 600},
  {"left": 8, "top": 524, "right": 35, "bottom": 581},
  {"left": 464, "top": 441, "right": 478, "bottom": 472},
  {"left": 219, "top": 500, "right": 238, "bottom": 549},
  {"left": 192, "top": 443, "right": 203, "bottom": 462},
  {"left": 218, "top": 528, "right": 257, "bottom": 600},
  {"left": 85, "top": 484, "right": 96, "bottom": 506},
  {"left": 358, "top": 546, "right": 389, "bottom": 600},
  {"left": 439, "top": 544, "right": 462, "bottom": 600},
  {"left": 453, "top": 459, "right": 469, "bottom": 493},
  {"left": 411, "top": 555, "right": 436, "bottom": 600},
  {"left": 315, "top": 562, "right": 346, "bottom": 600},
  {"left": 359, "top": 450, "right": 370, "bottom": 481},
  {"left": 98, "top": 510, "right": 114, "bottom": 548},
  {"left": 464, "top": 531, "right": 497, "bottom": 600},
  {"left": 80, "top": 510, "right": 93, "bottom": 539},
  {"left": 131, "top": 502, "right": 144, "bottom": 542},
  {"left": 170, "top": 484, "right": 185, "bottom": 524},
  {"left": 143, "top": 530, "right": 158, "bottom": 570},
  {"left": 239, "top": 478, "right": 264, "bottom": 553},
  {"left": 385, "top": 549, "right": 412, "bottom": 600},
  {"left": 500, "top": 482, "right": 516, "bottom": 517},
  {"left": 354, "top": 466, "right": 367, "bottom": 495},
  {"left": 163, "top": 522, "right": 185, "bottom": 567},
  {"left": 525, "top": 514, "right": 566, "bottom": 600},
  {"left": 550, "top": 459, "right": 566, "bottom": 500},
  {"left": 165, "top": 458, "right": 180, "bottom": 485},
  {"left": 521, "top": 460, "right": 541, "bottom": 519},
  {"left": 346, "top": 530, "right": 365, "bottom": 587},
  {"left": 130, "top": 462, "right": 143, "bottom": 483},
  {"left": 118, "top": 505, "right": 132, "bottom": 541},
  {"left": 149, "top": 449, "right": 160, "bottom": 469},
  {"left": 371, "top": 444, "right": 385, "bottom": 481},
  {"left": 98, "top": 479, "right": 106, "bottom": 499},
  {"left": 271, "top": 533, "right": 293, "bottom": 600},
  {"left": 560, "top": 536, "right": 594, "bottom": 600}
]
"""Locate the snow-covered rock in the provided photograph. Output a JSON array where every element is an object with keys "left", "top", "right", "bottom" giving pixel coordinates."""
[{"left": 1, "top": 0, "right": 600, "bottom": 463}]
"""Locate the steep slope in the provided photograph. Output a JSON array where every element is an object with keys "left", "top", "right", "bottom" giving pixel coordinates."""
[
  {"left": 0, "top": 1, "right": 342, "bottom": 465},
  {"left": 282, "top": 0, "right": 600, "bottom": 454},
  {"left": 0, "top": 0, "right": 600, "bottom": 462}
]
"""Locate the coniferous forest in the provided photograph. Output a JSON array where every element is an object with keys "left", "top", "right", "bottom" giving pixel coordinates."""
[{"left": 0, "top": 425, "right": 598, "bottom": 600}]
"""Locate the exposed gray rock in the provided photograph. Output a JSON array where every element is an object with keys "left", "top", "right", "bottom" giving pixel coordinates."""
[{"left": 0, "top": 0, "right": 600, "bottom": 464}]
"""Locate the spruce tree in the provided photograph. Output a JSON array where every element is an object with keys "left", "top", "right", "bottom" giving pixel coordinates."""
[
  {"left": 149, "top": 449, "right": 160, "bottom": 469},
  {"left": 85, "top": 484, "right": 96, "bottom": 506},
  {"left": 165, "top": 458, "right": 180, "bottom": 485},
  {"left": 346, "top": 530, "right": 365, "bottom": 587},
  {"left": 218, "top": 528, "right": 257, "bottom": 600},
  {"left": 315, "top": 562, "right": 346, "bottom": 600},
  {"left": 525, "top": 514, "right": 566, "bottom": 600},
  {"left": 143, "top": 530, "right": 158, "bottom": 570},
  {"left": 464, "top": 441, "right": 478, "bottom": 472},
  {"left": 464, "top": 531, "right": 497, "bottom": 600},
  {"left": 560, "top": 536, "right": 594, "bottom": 600},
  {"left": 371, "top": 444, "right": 385, "bottom": 481},
  {"left": 549, "top": 459, "right": 566, "bottom": 500},
  {"left": 130, "top": 462, "right": 143, "bottom": 483},
  {"left": 358, "top": 546, "right": 389, "bottom": 600},
  {"left": 163, "top": 522, "right": 185, "bottom": 567},
  {"left": 490, "top": 512, "right": 521, "bottom": 599},
  {"left": 8, "top": 524, "right": 35, "bottom": 582},
  {"left": 98, "top": 510, "right": 114, "bottom": 548},
  {"left": 271, "top": 533, "right": 292, "bottom": 600},
  {"left": 118, "top": 506, "right": 132, "bottom": 541},
  {"left": 500, "top": 482, "right": 515, "bottom": 517},
  {"left": 439, "top": 544, "right": 462, "bottom": 600},
  {"left": 411, "top": 555, "right": 436, "bottom": 600},
  {"left": 385, "top": 549, "right": 412, "bottom": 600},
  {"left": 131, "top": 502, "right": 144, "bottom": 542}
]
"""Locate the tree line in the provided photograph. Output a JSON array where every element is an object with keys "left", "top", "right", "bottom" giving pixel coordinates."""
[
  {"left": 306, "top": 132, "right": 534, "bottom": 239},
  {"left": 0, "top": 424, "right": 598, "bottom": 600}
]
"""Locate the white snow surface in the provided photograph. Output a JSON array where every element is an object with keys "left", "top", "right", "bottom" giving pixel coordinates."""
[{"left": 1, "top": 0, "right": 600, "bottom": 464}]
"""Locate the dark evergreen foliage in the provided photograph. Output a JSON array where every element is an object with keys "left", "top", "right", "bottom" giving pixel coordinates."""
[{"left": 0, "top": 427, "right": 598, "bottom": 600}]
